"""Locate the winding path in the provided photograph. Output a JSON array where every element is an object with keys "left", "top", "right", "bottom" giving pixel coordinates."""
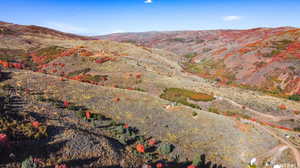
[
  {"left": 216, "top": 96, "right": 300, "bottom": 122},
  {"left": 179, "top": 69, "right": 300, "bottom": 167}
]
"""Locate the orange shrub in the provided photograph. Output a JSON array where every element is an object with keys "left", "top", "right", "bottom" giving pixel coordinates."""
[
  {"left": 278, "top": 104, "right": 287, "bottom": 110},
  {"left": 136, "top": 144, "right": 145, "bottom": 153}
]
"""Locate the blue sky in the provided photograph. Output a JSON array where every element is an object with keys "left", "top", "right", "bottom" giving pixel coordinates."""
[{"left": 1, "top": 0, "right": 300, "bottom": 35}]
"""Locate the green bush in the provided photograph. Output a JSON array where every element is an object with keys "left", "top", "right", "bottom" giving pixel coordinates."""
[
  {"left": 294, "top": 127, "right": 300, "bottom": 132},
  {"left": 208, "top": 107, "right": 220, "bottom": 114},
  {"left": 288, "top": 94, "right": 300, "bottom": 101},
  {"left": 160, "top": 88, "right": 214, "bottom": 109},
  {"left": 169, "top": 38, "right": 186, "bottom": 42},
  {"left": 114, "top": 125, "right": 137, "bottom": 145},
  {"left": 21, "top": 156, "right": 37, "bottom": 168},
  {"left": 192, "top": 154, "right": 202, "bottom": 166},
  {"left": 192, "top": 112, "right": 198, "bottom": 117},
  {"left": 34, "top": 46, "right": 66, "bottom": 64},
  {"left": 158, "top": 143, "right": 174, "bottom": 155}
]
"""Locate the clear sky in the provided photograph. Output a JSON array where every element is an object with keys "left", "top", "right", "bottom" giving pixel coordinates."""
[{"left": 1, "top": 0, "right": 300, "bottom": 35}]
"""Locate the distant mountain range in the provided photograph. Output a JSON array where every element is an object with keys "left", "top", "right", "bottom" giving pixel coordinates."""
[{"left": 98, "top": 27, "right": 300, "bottom": 97}]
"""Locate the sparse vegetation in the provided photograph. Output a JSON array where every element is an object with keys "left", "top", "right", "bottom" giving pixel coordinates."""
[
  {"left": 262, "top": 50, "right": 280, "bottom": 57},
  {"left": 67, "top": 68, "right": 91, "bottom": 77},
  {"left": 208, "top": 107, "right": 220, "bottom": 114},
  {"left": 202, "top": 48, "right": 212, "bottom": 53},
  {"left": 0, "top": 117, "right": 47, "bottom": 140},
  {"left": 184, "top": 59, "right": 236, "bottom": 82},
  {"left": 122, "top": 40, "right": 138, "bottom": 44},
  {"left": 160, "top": 88, "right": 214, "bottom": 109},
  {"left": 158, "top": 143, "right": 174, "bottom": 155},
  {"left": 184, "top": 52, "right": 197, "bottom": 59},
  {"left": 32, "top": 46, "right": 66, "bottom": 64},
  {"left": 21, "top": 157, "right": 37, "bottom": 168},
  {"left": 0, "top": 48, "right": 28, "bottom": 62},
  {"left": 1, "top": 22, "right": 299, "bottom": 168},
  {"left": 293, "top": 127, "right": 300, "bottom": 132},
  {"left": 192, "top": 154, "right": 202, "bottom": 166},
  {"left": 80, "top": 74, "right": 108, "bottom": 83},
  {"left": 254, "top": 61, "right": 266, "bottom": 68},
  {"left": 169, "top": 38, "right": 186, "bottom": 42},
  {"left": 272, "top": 39, "right": 293, "bottom": 50},
  {"left": 0, "top": 27, "right": 15, "bottom": 35},
  {"left": 288, "top": 94, "right": 300, "bottom": 101},
  {"left": 192, "top": 111, "right": 198, "bottom": 117}
]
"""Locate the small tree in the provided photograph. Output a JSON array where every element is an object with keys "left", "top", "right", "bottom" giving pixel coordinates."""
[{"left": 21, "top": 156, "right": 37, "bottom": 168}]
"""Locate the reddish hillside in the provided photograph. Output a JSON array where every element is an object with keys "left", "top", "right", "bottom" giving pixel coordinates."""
[
  {"left": 0, "top": 21, "right": 92, "bottom": 40},
  {"left": 98, "top": 27, "right": 300, "bottom": 97}
]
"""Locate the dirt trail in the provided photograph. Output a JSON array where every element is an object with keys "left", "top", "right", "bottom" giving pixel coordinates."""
[
  {"left": 176, "top": 68, "right": 300, "bottom": 166},
  {"left": 247, "top": 120, "right": 300, "bottom": 167},
  {"left": 217, "top": 96, "right": 300, "bottom": 122},
  {"left": 177, "top": 68, "right": 300, "bottom": 123},
  {"left": 255, "top": 144, "right": 288, "bottom": 165}
]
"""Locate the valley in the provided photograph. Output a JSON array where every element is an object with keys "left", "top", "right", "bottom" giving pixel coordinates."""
[{"left": 0, "top": 22, "right": 300, "bottom": 168}]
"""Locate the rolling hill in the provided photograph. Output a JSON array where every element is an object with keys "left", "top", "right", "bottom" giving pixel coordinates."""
[
  {"left": 0, "top": 22, "right": 300, "bottom": 168},
  {"left": 98, "top": 27, "right": 300, "bottom": 98}
]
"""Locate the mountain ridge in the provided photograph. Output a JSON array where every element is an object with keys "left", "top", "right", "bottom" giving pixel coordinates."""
[{"left": 97, "top": 27, "right": 300, "bottom": 97}]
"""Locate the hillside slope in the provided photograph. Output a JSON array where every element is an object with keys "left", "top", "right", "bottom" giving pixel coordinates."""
[
  {"left": 0, "top": 22, "right": 300, "bottom": 168},
  {"left": 98, "top": 28, "right": 300, "bottom": 97}
]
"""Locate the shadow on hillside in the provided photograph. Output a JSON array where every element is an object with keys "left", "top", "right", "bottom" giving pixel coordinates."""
[
  {"left": 152, "top": 154, "right": 226, "bottom": 168},
  {"left": 0, "top": 71, "right": 12, "bottom": 82},
  {"left": 197, "top": 154, "right": 226, "bottom": 168},
  {"left": 52, "top": 157, "right": 99, "bottom": 168},
  {"left": 0, "top": 91, "right": 68, "bottom": 165}
]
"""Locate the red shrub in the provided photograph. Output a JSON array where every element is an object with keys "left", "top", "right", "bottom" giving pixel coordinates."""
[
  {"left": 124, "top": 124, "right": 129, "bottom": 129},
  {"left": 156, "top": 163, "right": 164, "bottom": 168},
  {"left": 25, "top": 88, "right": 31, "bottom": 94},
  {"left": 113, "top": 97, "right": 120, "bottom": 102},
  {"left": 32, "top": 121, "right": 41, "bottom": 128},
  {"left": 64, "top": 101, "right": 69, "bottom": 107},
  {"left": 85, "top": 111, "right": 91, "bottom": 119},
  {"left": 148, "top": 138, "right": 156, "bottom": 146},
  {"left": 136, "top": 73, "right": 142, "bottom": 79},
  {"left": 187, "top": 165, "right": 197, "bottom": 168},
  {"left": 278, "top": 104, "right": 287, "bottom": 110},
  {"left": 70, "top": 75, "right": 84, "bottom": 81},
  {"left": 55, "top": 164, "right": 68, "bottom": 168},
  {"left": 80, "top": 50, "right": 93, "bottom": 57},
  {"left": 136, "top": 144, "right": 145, "bottom": 153},
  {"left": 11, "top": 63, "right": 23, "bottom": 69},
  {"left": 0, "top": 133, "right": 8, "bottom": 145},
  {"left": 0, "top": 60, "right": 9, "bottom": 68},
  {"left": 33, "top": 158, "right": 44, "bottom": 165},
  {"left": 95, "top": 57, "right": 112, "bottom": 64}
]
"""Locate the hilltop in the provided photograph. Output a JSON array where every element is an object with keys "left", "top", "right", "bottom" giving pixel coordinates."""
[{"left": 0, "top": 22, "right": 299, "bottom": 168}]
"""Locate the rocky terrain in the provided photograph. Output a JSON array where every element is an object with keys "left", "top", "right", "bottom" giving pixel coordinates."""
[{"left": 0, "top": 22, "right": 300, "bottom": 168}]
